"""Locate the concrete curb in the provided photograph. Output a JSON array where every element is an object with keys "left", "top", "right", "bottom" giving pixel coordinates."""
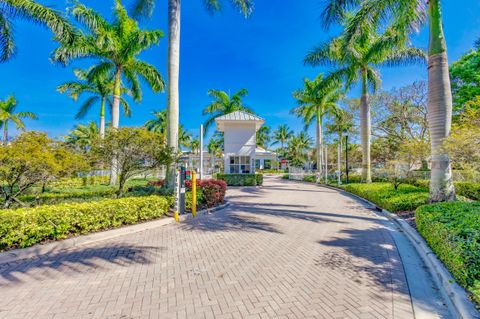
[
  {"left": 322, "top": 184, "right": 479, "bottom": 319},
  {"left": 0, "top": 202, "right": 230, "bottom": 266}
]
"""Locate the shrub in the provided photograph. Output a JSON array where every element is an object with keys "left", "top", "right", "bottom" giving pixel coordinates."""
[
  {"left": 147, "top": 179, "right": 165, "bottom": 187},
  {"left": 17, "top": 187, "right": 117, "bottom": 206},
  {"left": 303, "top": 175, "right": 316, "bottom": 183},
  {"left": 0, "top": 195, "right": 170, "bottom": 251},
  {"left": 340, "top": 183, "right": 429, "bottom": 212},
  {"left": 455, "top": 182, "right": 480, "bottom": 201},
  {"left": 185, "top": 179, "right": 227, "bottom": 208},
  {"left": 282, "top": 174, "right": 289, "bottom": 180},
  {"left": 216, "top": 174, "right": 263, "bottom": 186},
  {"left": 416, "top": 202, "right": 480, "bottom": 304},
  {"left": 49, "top": 176, "right": 110, "bottom": 189}
]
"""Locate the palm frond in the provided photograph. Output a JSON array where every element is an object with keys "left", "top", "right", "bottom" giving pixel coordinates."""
[
  {"left": 71, "top": 2, "right": 110, "bottom": 35},
  {"left": 320, "top": 0, "right": 360, "bottom": 29},
  {"left": 0, "top": 12, "right": 15, "bottom": 62},
  {"left": 131, "top": 0, "right": 155, "bottom": 19},
  {"left": 382, "top": 47, "right": 426, "bottom": 67},
  {"left": 17, "top": 111, "right": 38, "bottom": 120},
  {"left": 75, "top": 96, "right": 99, "bottom": 119},
  {"left": 132, "top": 60, "right": 164, "bottom": 93}
]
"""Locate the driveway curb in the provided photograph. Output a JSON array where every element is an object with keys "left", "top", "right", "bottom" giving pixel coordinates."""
[
  {"left": 0, "top": 202, "right": 230, "bottom": 266},
  {"left": 322, "top": 184, "right": 479, "bottom": 319}
]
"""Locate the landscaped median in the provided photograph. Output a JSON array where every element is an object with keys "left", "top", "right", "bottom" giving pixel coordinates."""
[
  {"left": 416, "top": 202, "right": 480, "bottom": 305},
  {"left": 216, "top": 173, "right": 263, "bottom": 186},
  {"left": 0, "top": 195, "right": 171, "bottom": 251}
]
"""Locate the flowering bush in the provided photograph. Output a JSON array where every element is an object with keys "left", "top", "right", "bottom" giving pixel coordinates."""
[
  {"left": 147, "top": 179, "right": 165, "bottom": 187},
  {"left": 186, "top": 179, "right": 227, "bottom": 208}
]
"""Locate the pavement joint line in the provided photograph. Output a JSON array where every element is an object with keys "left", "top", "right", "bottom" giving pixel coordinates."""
[
  {"left": 320, "top": 182, "right": 480, "bottom": 319},
  {"left": 0, "top": 202, "right": 230, "bottom": 266}
]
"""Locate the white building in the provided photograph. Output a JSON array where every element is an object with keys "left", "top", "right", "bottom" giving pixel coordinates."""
[
  {"left": 215, "top": 111, "right": 265, "bottom": 174},
  {"left": 255, "top": 147, "right": 277, "bottom": 170}
]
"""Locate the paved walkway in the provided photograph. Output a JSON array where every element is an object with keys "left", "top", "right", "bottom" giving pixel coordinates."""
[{"left": 0, "top": 177, "right": 449, "bottom": 319}]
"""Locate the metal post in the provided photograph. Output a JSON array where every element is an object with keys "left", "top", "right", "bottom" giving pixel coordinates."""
[
  {"left": 174, "top": 168, "right": 180, "bottom": 222},
  {"left": 337, "top": 142, "right": 342, "bottom": 185},
  {"left": 192, "top": 170, "right": 197, "bottom": 217},
  {"left": 324, "top": 145, "right": 328, "bottom": 183},
  {"left": 179, "top": 166, "right": 186, "bottom": 215},
  {"left": 200, "top": 124, "right": 204, "bottom": 180},
  {"left": 345, "top": 135, "right": 349, "bottom": 184}
]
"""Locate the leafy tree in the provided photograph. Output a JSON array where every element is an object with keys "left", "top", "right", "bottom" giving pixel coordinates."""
[
  {"left": 0, "top": 0, "right": 74, "bottom": 62},
  {"left": 292, "top": 75, "right": 343, "bottom": 182},
  {"left": 58, "top": 67, "right": 132, "bottom": 138},
  {"left": 65, "top": 121, "right": 99, "bottom": 152},
  {"left": 450, "top": 49, "right": 480, "bottom": 113},
  {"left": 271, "top": 124, "right": 293, "bottom": 157},
  {"left": 52, "top": 0, "right": 165, "bottom": 185},
  {"left": 202, "top": 88, "right": 254, "bottom": 132},
  {"left": 256, "top": 125, "right": 271, "bottom": 149},
  {"left": 131, "top": 0, "right": 253, "bottom": 188},
  {"left": 0, "top": 95, "right": 37, "bottom": 145},
  {"left": 305, "top": 19, "right": 424, "bottom": 183},
  {"left": 321, "top": 0, "right": 455, "bottom": 201},
  {"left": 0, "top": 132, "right": 85, "bottom": 207},
  {"left": 91, "top": 127, "right": 174, "bottom": 196}
]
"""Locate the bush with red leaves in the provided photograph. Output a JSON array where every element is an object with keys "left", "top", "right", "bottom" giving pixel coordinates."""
[{"left": 185, "top": 179, "right": 227, "bottom": 208}]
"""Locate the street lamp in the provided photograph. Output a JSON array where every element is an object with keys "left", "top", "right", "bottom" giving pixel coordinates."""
[{"left": 345, "top": 133, "right": 349, "bottom": 184}]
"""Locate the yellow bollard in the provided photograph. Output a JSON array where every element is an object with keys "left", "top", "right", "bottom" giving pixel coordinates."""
[{"left": 192, "top": 170, "right": 197, "bottom": 217}]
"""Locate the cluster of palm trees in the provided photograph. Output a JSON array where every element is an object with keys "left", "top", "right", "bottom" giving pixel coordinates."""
[{"left": 298, "top": 0, "right": 455, "bottom": 202}]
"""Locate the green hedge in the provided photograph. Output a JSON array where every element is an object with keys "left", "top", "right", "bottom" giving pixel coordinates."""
[
  {"left": 216, "top": 174, "right": 263, "bottom": 186},
  {"left": 48, "top": 176, "right": 110, "bottom": 189},
  {"left": 0, "top": 195, "right": 170, "bottom": 251},
  {"left": 303, "top": 175, "right": 316, "bottom": 183},
  {"left": 416, "top": 202, "right": 480, "bottom": 304},
  {"left": 18, "top": 187, "right": 117, "bottom": 206},
  {"left": 407, "top": 180, "right": 480, "bottom": 201},
  {"left": 340, "top": 183, "right": 429, "bottom": 212}
]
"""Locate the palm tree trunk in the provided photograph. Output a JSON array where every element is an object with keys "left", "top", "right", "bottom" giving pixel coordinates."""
[
  {"left": 110, "top": 67, "right": 122, "bottom": 186},
  {"left": 3, "top": 121, "right": 7, "bottom": 145},
  {"left": 427, "top": 0, "right": 455, "bottom": 202},
  {"left": 360, "top": 68, "right": 372, "bottom": 183},
  {"left": 100, "top": 97, "right": 106, "bottom": 139},
  {"left": 166, "top": 0, "right": 181, "bottom": 189},
  {"left": 316, "top": 110, "right": 323, "bottom": 183}
]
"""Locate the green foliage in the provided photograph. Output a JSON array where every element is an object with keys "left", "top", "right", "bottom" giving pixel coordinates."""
[
  {"left": 450, "top": 50, "right": 480, "bottom": 112},
  {"left": 216, "top": 174, "right": 263, "bottom": 186},
  {"left": 416, "top": 202, "right": 480, "bottom": 304},
  {"left": 303, "top": 175, "right": 316, "bottom": 183},
  {"left": 340, "top": 183, "right": 429, "bottom": 212},
  {"left": 0, "top": 195, "right": 170, "bottom": 251},
  {"left": 18, "top": 187, "right": 117, "bottom": 206},
  {"left": 48, "top": 176, "right": 110, "bottom": 189},
  {"left": 455, "top": 182, "right": 480, "bottom": 201}
]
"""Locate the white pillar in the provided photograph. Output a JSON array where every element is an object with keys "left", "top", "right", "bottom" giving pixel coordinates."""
[
  {"left": 337, "top": 142, "right": 342, "bottom": 185},
  {"left": 324, "top": 145, "right": 328, "bottom": 183}
]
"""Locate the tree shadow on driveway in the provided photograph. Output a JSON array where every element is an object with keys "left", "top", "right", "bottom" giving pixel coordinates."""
[{"left": 0, "top": 244, "right": 162, "bottom": 285}]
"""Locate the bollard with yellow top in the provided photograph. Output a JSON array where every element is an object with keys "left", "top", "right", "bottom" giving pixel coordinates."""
[{"left": 191, "top": 170, "right": 197, "bottom": 217}]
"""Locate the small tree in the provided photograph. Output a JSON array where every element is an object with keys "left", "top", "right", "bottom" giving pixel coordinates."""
[
  {"left": 383, "top": 161, "right": 409, "bottom": 191},
  {"left": 0, "top": 132, "right": 85, "bottom": 207},
  {"left": 92, "top": 128, "right": 174, "bottom": 196}
]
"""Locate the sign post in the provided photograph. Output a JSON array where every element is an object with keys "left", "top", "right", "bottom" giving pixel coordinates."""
[
  {"left": 174, "top": 168, "right": 180, "bottom": 222},
  {"left": 192, "top": 170, "right": 197, "bottom": 217},
  {"left": 200, "top": 124, "right": 204, "bottom": 180}
]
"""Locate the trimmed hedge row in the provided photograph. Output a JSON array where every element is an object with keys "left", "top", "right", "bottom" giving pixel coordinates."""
[
  {"left": 416, "top": 202, "right": 480, "bottom": 304},
  {"left": 48, "top": 176, "right": 110, "bottom": 189},
  {"left": 19, "top": 188, "right": 117, "bottom": 206},
  {"left": 216, "top": 174, "right": 263, "bottom": 186},
  {"left": 340, "top": 183, "right": 429, "bottom": 212},
  {"left": 408, "top": 179, "right": 480, "bottom": 201},
  {"left": 0, "top": 195, "right": 170, "bottom": 251}
]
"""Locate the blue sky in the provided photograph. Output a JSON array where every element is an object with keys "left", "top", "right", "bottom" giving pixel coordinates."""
[{"left": 1, "top": 0, "right": 480, "bottom": 141}]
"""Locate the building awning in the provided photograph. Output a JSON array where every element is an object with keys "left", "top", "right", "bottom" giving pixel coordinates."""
[{"left": 215, "top": 111, "right": 265, "bottom": 131}]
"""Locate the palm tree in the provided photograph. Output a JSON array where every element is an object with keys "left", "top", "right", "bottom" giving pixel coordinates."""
[
  {"left": 189, "top": 137, "right": 200, "bottom": 155},
  {"left": 144, "top": 109, "right": 191, "bottom": 147},
  {"left": 58, "top": 67, "right": 132, "bottom": 138},
  {"left": 327, "top": 108, "right": 354, "bottom": 183},
  {"left": 322, "top": 0, "right": 454, "bottom": 200},
  {"left": 272, "top": 124, "right": 293, "bottom": 157},
  {"left": 132, "top": 0, "right": 253, "bottom": 188},
  {"left": 203, "top": 88, "right": 255, "bottom": 132},
  {"left": 287, "top": 132, "right": 313, "bottom": 167},
  {"left": 0, "top": 95, "right": 37, "bottom": 145},
  {"left": 256, "top": 126, "right": 271, "bottom": 149},
  {"left": 0, "top": 0, "right": 74, "bottom": 62},
  {"left": 305, "top": 23, "right": 425, "bottom": 183},
  {"left": 207, "top": 136, "right": 223, "bottom": 172},
  {"left": 65, "top": 121, "right": 99, "bottom": 152},
  {"left": 52, "top": 0, "right": 164, "bottom": 185},
  {"left": 292, "top": 75, "right": 343, "bottom": 182}
]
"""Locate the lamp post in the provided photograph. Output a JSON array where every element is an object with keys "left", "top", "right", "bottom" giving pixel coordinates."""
[{"left": 345, "top": 134, "right": 349, "bottom": 184}]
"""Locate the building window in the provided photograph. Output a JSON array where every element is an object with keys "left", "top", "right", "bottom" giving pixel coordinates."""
[
  {"left": 229, "top": 156, "right": 251, "bottom": 174},
  {"left": 264, "top": 159, "right": 271, "bottom": 169},
  {"left": 255, "top": 159, "right": 260, "bottom": 169}
]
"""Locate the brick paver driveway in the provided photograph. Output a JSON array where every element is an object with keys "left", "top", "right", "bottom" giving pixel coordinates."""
[{"left": 0, "top": 177, "right": 446, "bottom": 319}]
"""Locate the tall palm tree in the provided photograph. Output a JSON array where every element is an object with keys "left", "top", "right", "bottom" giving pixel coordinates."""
[
  {"left": 305, "top": 23, "right": 425, "bottom": 183},
  {"left": 207, "top": 136, "right": 223, "bottom": 172},
  {"left": 57, "top": 67, "right": 132, "bottom": 138},
  {"left": 0, "top": 95, "right": 37, "bottom": 145},
  {"left": 0, "top": 0, "right": 74, "bottom": 62},
  {"left": 292, "top": 75, "right": 343, "bottom": 182},
  {"left": 256, "top": 125, "right": 271, "bottom": 149},
  {"left": 323, "top": 0, "right": 454, "bottom": 200},
  {"left": 203, "top": 88, "right": 254, "bottom": 132},
  {"left": 132, "top": 0, "right": 253, "bottom": 188},
  {"left": 52, "top": 0, "right": 164, "bottom": 185},
  {"left": 65, "top": 121, "right": 99, "bottom": 152},
  {"left": 272, "top": 124, "right": 293, "bottom": 157},
  {"left": 327, "top": 108, "right": 354, "bottom": 183}
]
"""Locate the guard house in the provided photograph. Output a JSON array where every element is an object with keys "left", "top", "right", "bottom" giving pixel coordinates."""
[{"left": 215, "top": 111, "right": 265, "bottom": 174}]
